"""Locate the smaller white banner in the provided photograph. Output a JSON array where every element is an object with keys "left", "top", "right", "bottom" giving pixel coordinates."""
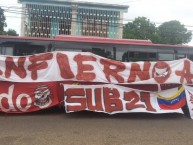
[
  {"left": 184, "top": 85, "right": 193, "bottom": 119},
  {"left": 62, "top": 84, "right": 184, "bottom": 114}
]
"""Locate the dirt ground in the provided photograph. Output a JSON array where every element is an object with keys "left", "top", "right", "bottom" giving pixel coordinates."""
[{"left": 0, "top": 107, "right": 193, "bottom": 145}]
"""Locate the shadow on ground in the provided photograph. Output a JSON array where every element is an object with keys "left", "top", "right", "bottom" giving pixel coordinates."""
[{"left": 0, "top": 106, "right": 189, "bottom": 120}]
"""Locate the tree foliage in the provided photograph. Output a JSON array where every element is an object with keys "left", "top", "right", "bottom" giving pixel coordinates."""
[
  {"left": 157, "top": 20, "right": 192, "bottom": 44},
  {"left": 0, "top": 7, "right": 19, "bottom": 36},
  {"left": 123, "top": 17, "right": 192, "bottom": 45},
  {"left": 5, "top": 29, "right": 18, "bottom": 36},
  {"left": 123, "top": 17, "right": 158, "bottom": 42},
  {"left": 0, "top": 7, "right": 6, "bottom": 35}
]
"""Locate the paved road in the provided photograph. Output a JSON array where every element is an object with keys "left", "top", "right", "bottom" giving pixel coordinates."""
[{"left": 0, "top": 107, "right": 193, "bottom": 145}]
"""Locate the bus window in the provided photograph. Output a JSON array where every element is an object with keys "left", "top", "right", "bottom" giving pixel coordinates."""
[
  {"left": 92, "top": 48, "right": 113, "bottom": 59},
  {"left": 14, "top": 45, "right": 46, "bottom": 56},
  {"left": 175, "top": 54, "right": 186, "bottom": 59},
  {"left": 189, "top": 55, "right": 193, "bottom": 61},
  {"left": 92, "top": 48, "right": 105, "bottom": 57},
  {"left": 5, "top": 47, "right": 14, "bottom": 55},
  {"left": 82, "top": 48, "right": 92, "bottom": 52},
  {"left": 122, "top": 52, "right": 128, "bottom": 62},
  {"left": 149, "top": 53, "right": 157, "bottom": 60},
  {"left": 0, "top": 46, "right": 13, "bottom": 55},
  {"left": 129, "top": 52, "right": 134, "bottom": 58},
  {"left": 137, "top": 52, "right": 148, "bottom": 59},
  {"left": 122, "top": 51, "right": 157, "bottom": 62},
  {"left": 158, "top": 53, "right": 174, "bottom": 61},
  {"left": 116, "top": 51, "right": 125, "bottom": 61}
]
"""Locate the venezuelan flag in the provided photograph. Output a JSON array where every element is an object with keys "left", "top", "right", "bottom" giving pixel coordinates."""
[{"left": 157, "top": 86, "right": 186, "bottom": 110}]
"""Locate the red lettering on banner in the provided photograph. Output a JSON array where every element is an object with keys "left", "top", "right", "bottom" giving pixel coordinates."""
[
  {"left": 187, "top": 91, "right": 193, "bottom": 111},
  {"left": 0, "top": 85, "right": 16, "bottom": 112},
  {"left": 56, "top": 53, "right": 74, "bottom": 79},
  {"left": 28, "top": 53, "right": 53, "bottom": 80},
  {"left": 65, "top": 88, "right": 86, "bottom": 112},
  {"left": 5, "top": 57, "right": 27, "bottom": 78},
  {"left": 0, "top": 85, "right": 32, "bottom": 112},
  {"left": 140, "top": 92, "right": 156, "bottom": 112},
  {"left": 128, "top": 62, "right": 151, "bottom": 82},
  {"left": 175, "top": 60, "right": 193, "bottom": 84},
  {"left": 86, "top": 88, "right": 103, "bottom": 111},
  {"left": 74, "top": 54, "right": 96, "bottom": 81},
  {"left": 0, "top": 69, "right": 2, "bottom": 76},
  {"left": 152, "top": 61, "right": 171, "bottom": 83},
  {"left": 103, "top": 87, "right": 123, "bottom": 113},
  {"left": 64, "top": 86, "right": 158, "bottom": 113},
  {"left": 124, "top": 91, "right": 145, "bottom": 110},
  {"left": 100, "top": 59, "right": 125, "bottom": 83},
  {"left": 16, "top": 93, "right": 32, "bottom": 112}
]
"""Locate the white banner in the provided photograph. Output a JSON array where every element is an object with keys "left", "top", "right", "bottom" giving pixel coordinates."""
[
  {"left": 184, "top": 85, "right": 193, "bottom": 119},
  {"left": 62, "top": 84, "right": 184, "bottom": 114},
  {"left": 0, "top": 51, "right": 193, "bottom": 84}
]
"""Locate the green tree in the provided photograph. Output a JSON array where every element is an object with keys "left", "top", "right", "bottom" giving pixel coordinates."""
[
  {"left": 0, "top": 7, "right": 6, "bottom": 35},
  {"left": 157, "top": 20, "right": 192, "bottom": 44},
  {"left": 5, "top": 29, "right": 18, "bottom": 36},
  {"left": 123, "top": 17, "right": 158, "bottom": 42}
]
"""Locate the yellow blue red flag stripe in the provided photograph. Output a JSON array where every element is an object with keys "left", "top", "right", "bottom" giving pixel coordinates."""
[{"left": 157, "top": 86, "right": 186, "bottom": 110}]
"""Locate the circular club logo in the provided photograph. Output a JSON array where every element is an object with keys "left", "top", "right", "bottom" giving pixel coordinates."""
[
  {"left": 34, "top": 85, "right": 52, "bottom": 109},
  {"left": 152, "top": 62, "right": 171, "bottom": 83}
]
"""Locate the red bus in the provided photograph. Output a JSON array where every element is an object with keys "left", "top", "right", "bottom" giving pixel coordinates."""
[
  {"left": 0, "top": 35, "right": 193, "bottom": 62},
  {"left": 0, "top": 35, "right": 191, "bottom": 114}
]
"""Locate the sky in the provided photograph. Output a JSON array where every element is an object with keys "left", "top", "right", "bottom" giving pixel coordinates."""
[{"left": 1, "top": 0, "right": 193, "bottom": 45}]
